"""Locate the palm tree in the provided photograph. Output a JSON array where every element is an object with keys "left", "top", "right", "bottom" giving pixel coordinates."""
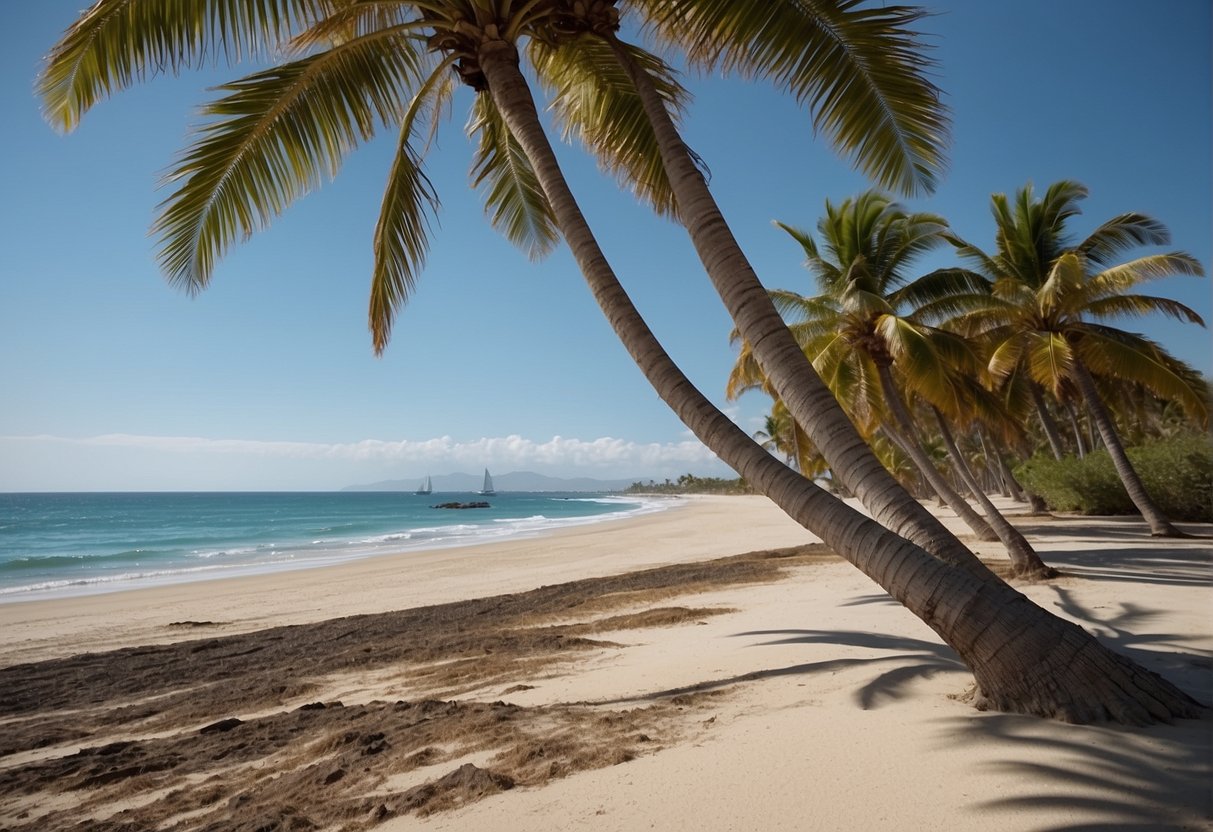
[
  {"left": 753, "top": 192, "right": 1052, "bottom": 578},
  {"left": 753, "top": 407, "right": 796, "bottom": 469},
  {"left": 948, "top": 181, "right": 1207, "bottom": 536},
  {"left": 41, "top": 0, "right": 1201, "bottom": 723},
  {"left": 567, "top": 0, "right": 995, "bottom": 573}
]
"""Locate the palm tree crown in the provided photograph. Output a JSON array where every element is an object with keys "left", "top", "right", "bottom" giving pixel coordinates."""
[
  {"left": 950, "top": 181, "right": 1207, "bottom": 425},
  {"left": 753, "top": 191, "right": 985, "bottom": 428}
]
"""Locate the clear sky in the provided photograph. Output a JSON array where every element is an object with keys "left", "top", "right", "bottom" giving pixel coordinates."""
[{"left": 1, "top": 1, "right": 1210, "bottom": 491}]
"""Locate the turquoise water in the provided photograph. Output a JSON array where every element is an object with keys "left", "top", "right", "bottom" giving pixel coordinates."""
[{"left": 0, "top": 492, "right": 669, "bottom": 602}]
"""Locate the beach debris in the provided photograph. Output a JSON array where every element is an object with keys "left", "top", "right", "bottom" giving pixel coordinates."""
[
  {"left": 0, "top": 546, "right": 827, "bottom": 830},
  {"left": 199, "top": 717, "right": 243, "bottom": 734},
  {"left": 399, "top": 763, "right": 515, "bottom": 816}
]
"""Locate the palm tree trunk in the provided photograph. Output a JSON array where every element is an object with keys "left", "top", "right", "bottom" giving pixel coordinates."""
[
  {"left": 602, "top": 33, "right": 986, "bottom": 572},
  {"left": 980, "top": 430, "right": 1026, "bottom": 503},
  {"left": 1071, "top": 359, "right": 1183, "bottom": 536},
  {"left": 1065, "top": 401, "right": 1088, "bottom": 458},
  {"left": 933, "top": 408, "right": 1055, "bottom": 579},
  {"left": 879, "top": 426, "right": 942, "bottom": 502},
  {"left": 476, "top": 39, "right": 1200, "bottom": 723},
  {"left": 942, "top": 424, "right": 982, "bottom": 499},
  {"left": 1030, "top": 383, "right": 1067, "bottom": 459},
  {"left": 872, "top": 364, "right": 997, "bottom": 541}
]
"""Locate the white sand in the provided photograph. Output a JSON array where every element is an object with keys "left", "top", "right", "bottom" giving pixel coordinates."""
[{"left": 2, "top": 495, "right": 1209, "bottom": 830}]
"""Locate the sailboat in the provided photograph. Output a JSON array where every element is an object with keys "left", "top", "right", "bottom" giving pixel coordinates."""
[
  {"left": 414, "top": 475, "right": 432, "bottom": 496},
  {"left": 477, "top": 469, "right": 496, "bottom": 496}
]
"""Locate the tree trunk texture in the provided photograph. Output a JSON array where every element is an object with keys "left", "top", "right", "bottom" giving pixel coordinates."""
[
  {"left": 873, "top": 365, "right": 997, "bottom": 541},
  {"left": 603, "top": 34, "right": 988, "bottom": 573},
  {"left": 933, "top": 408, "right": 1055, "bottom": 579},
  {"left": 1071, "top": 359, "right": 1183, "bottom": 536},
  {"left": 475, "top": 38, "right": 1203, "bottom": 723},
  {"left": 1030, "top": 383, "right": 1067, "bottom": 460}
]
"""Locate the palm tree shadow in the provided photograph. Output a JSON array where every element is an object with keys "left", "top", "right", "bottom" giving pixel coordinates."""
[
  {"left": 732, "top": 629, "right": 966, "bottom": 709},
  {"left": 1033, "top": 583, "right": 1213, "bottom": 705},
  {"left": 839, "top": 593, "right": 901, "bottom": 608},
  {"left": 932, "top": 711, "right": 1213, "bottom": 831},
  {"left": 593, "top": 629, "right": 967, "bottom": 710},
  {"left": 1012, "top": 516, "right": 1212, "bottom": 589}
]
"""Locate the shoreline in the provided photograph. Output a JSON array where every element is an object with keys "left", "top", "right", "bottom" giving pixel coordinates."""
[
  {"left": 0, "top": 491, "right": 674, "bottom": 606},
  {"left": 0, "top": 495, "right": 817, "bottom": 666},
  {"left": 1, "top": 495, "right": 1209, "bottom": 831}
]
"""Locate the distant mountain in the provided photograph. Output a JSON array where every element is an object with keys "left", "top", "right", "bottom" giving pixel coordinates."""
[{"left": 342, "top": 471, "right": 640, "bottom": 493}]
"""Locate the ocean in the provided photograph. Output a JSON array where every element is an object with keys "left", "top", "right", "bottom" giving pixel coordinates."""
[{"left": 0, "top": 491, "right": 671, "bottom": 602}]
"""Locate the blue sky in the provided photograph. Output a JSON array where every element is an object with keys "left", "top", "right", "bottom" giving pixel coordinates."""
[{"left": 1, "top": 1, "right": 1209, "bottom": 491}]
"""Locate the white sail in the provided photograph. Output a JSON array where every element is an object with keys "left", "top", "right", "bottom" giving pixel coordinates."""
[
  {"left": 478, "top": 469, "right": 495, "bottom": 496},
  {"left": 415, "top": 475, "right": 432, "bottom": 495}
]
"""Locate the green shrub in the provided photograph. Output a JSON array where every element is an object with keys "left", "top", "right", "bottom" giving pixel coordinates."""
[
  {"left": 1130, "top": 434, "right": 1213, "bottom": 522},
  {"left": 1015, "top": 434, "right": 1212, "bottom": 522}
]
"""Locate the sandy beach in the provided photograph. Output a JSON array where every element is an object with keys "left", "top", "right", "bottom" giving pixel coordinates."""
[{"left": 1, "top": 495, "right": 1209, "bottom": 831}]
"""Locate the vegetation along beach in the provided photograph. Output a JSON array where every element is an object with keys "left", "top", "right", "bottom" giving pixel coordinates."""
[{"left": 1, "top": 1, "right": 1209, "bottom": 830}]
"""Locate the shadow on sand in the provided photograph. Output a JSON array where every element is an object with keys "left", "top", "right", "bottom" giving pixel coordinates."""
[
  {"left": 594, "top": 629, "right": 967, "bottom": 710},
  {"left": 1014, "top": 515, "right": 1212, "bottom": 589},
  {"left": 598, "top": 533, "right": 1211, "bottom": 832},
  {"left": 931, "top": 710, "right": 1212, "bottom": 831}
]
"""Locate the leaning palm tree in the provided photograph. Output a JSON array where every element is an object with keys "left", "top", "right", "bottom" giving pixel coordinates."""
[
  {"left": 555, "top": 0, "right": 992, "bottom": 573},
  {"left": 756, "top": 191, "right": 1052, "bottom": 578},
  {"left": 41, "top": 0, "right": 1202, "bottom": 723},
  {"left": 947, "top": 181, "right": 1207, "bottom": 536}
]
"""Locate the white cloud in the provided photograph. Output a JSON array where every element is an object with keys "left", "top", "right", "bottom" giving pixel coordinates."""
[{"left": 5, "top": 432, "right": 721, "bottom": 473}]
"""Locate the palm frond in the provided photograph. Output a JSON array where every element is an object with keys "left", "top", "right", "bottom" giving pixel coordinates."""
[
  {"left": 368, "top": 57, "right": 453, "bottom": 355},
  {"left": 468, "top": 92, "right": 560, "bottom": 261},
  {"left": 152, "top": 28, "right": 425, "bottom": 291},
  {"left": 1084, "top": 294, "right": 1207, "bottom": 326},
  {"left": 40, "top": 0, "right": 330, "bottom": 132},
  {"left": 1083, "top": 252, "right": 1206, "bottom": 301},
  {"left": 891, "top": 267, "right": 990, "bottom": 316},
  {"left": 775, "top": 218, "right": 843, "bottom": 291},
  {"left": 726, "top": 339, "right": 770, "bottom": 399},
  {"left": 631, "top": 0, "right": 949, "bottom": 195},
  {"left": 786, "top": 321, "right": 846, "bottom": 354},
  {"left": 840, "top": 287, "right": 893, "bottom": 317},
  {"left": 881, "top": 211, "right": 949, "bottom": 280},
  {"left": 773, "top": 219, "right": 817, "bottom": 255},
  {"left": 529, "top": 35, "right": 690, "bottom": 217},
  {"left": 1024, "top": 331, "right": 1074, "bottom": 395},
  {"left": 767, "top": 288, "right": 837, "bottom": 324},
  {"left": 987, "top": 332, "right": 1028, "bottom": 381},
  {"left": 876, "top": 315, "right": 974, "bottom": 404},
  {"left": 1077, "top": 212, "right": 1171, "bottom": 266},
  {"left": 1076, "top": 327, "right": 1208, "bottom": 424},
  {"left": 942, "top": 230, "right": 1001, "bottom": 280},
  {"left": 291, "top": 0, "right": 418, "bottom": 50},
  {"left": 812, "top": 339, "right": 882, "bottom": 432},
  {"left": 1037, "top": 251, "right": 1085, "bottom": 317},
  {"left": 1036, "top": 180, "right": 1087, "bottom": 239}
]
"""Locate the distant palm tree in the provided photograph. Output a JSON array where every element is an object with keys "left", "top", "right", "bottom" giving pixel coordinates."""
[
  {"left": 749, "top": 191, "right": 1051, "bottom": 577},
  {"left": 948, "top": 181, "right": 1207, "bottom": 536},
  {"left": 753, "top": 408, "right": 796, "bottom": 468}
]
